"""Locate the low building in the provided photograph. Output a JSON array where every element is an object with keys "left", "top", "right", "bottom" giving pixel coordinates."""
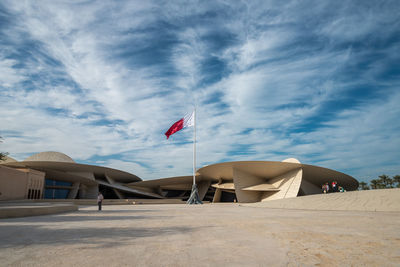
[
  {"left": 0, "top": 152, "right": 160, "bottom": 200},
  {"left": 0, "top": 165, "right": 45, "bottom": 200},
  {"left": 0, "top": 152, "right": 358, "bottom": 203}
]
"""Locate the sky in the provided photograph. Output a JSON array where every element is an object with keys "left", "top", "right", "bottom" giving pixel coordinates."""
[{"left": 0, "top": 0, "right": 399, "bottom": 182}]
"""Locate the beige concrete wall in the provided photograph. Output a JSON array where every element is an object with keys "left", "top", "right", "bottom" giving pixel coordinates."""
[
  {"left": 0, "top": 203, "right": 78, "bottom": 219},
  {"left": 0, "top": 166, "right": 28, "bottom": 200},
  {"left": 283, "top": 168, "right": 302, "bottom": 198},
  {"left": 0, "top": 166, "right": 45, "bottom": 200},
  {"left": 78, "top": 184, "right": 98, "bottom": 199},
  {"left": 67, "top": 172, "right": 95, "bottom": 180},
  {"left": 113, "top": 189, "right": 125, "bottom": 199},
  {"left": 299, "top": 179, "right": 321, "bottom": 195},
  {"left": 104, "top": 174, "right": 124, "bottom": 199},
  {"left": 233, "top": 168, "right": 264, "bottom": 203},
  {"left": 129, "top": 185, "right": 159, "bottom": 194},
  {"left": 261, "top": 168, "right": 302, "bottom": 201},
  {"left": 67, "top": 182, "right": 80, "bottom": 199},
  {"left": 212, "top": 188, "right": 222, "bottom": 203},
  {"left": 198, "top": 180, "right": 211, "bottom": 201},
  {"left": 25, "top": 169, "right": 45, "bottom": 199}
]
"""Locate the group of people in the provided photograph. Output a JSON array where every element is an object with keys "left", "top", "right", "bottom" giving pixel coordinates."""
[{"left": 322, "top": 181, "right": 345, "bottom": 194}]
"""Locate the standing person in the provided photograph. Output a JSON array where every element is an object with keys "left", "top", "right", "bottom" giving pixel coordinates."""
[
  {"left": 325, "top": 182, "right": 330, "bottom": 193},
  {"left": 97, "top": 192, "right": 104, "bottom": 211},
  {"left": 332, "top": 181, "right": 337, "bottom": 192}
]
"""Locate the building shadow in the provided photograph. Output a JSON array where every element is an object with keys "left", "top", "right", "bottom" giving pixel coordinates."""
[{"left": 0, "top": 224, "right": 199, "bottom": 249}]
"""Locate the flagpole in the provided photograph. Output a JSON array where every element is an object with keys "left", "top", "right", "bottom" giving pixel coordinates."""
[
  {"left": 193, "top": 107, "right": 196, "bottom": 186},
  {"left": 187, "top": 107, "right": 202, "bottom": 204}
]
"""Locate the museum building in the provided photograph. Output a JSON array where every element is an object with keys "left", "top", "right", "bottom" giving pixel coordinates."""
[{"left": 0, "top": 151, "right": 359, "bottom": 203}]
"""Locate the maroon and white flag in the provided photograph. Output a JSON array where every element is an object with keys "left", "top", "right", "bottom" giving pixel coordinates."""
[{"left": 165, "top": 111, "right": 194, "bottom": 139}]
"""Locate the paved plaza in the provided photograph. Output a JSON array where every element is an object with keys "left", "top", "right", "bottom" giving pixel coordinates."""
[{"left": 0, "top": 204, "right": 399, "bottom": 266}]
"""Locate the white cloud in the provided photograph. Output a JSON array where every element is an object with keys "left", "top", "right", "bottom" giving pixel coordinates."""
[
  {"left": 0, "top": 58, "right": 25, "bottom": 87},
  {"left": 0, "top": 0, "right": 399, "bottom": 183}
]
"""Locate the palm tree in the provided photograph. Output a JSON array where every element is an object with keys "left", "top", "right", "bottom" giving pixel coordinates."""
[
  {"left": 393, "top": 175, "right": 400, "bottom": 188},
  {"left": 0, "top": 136, "right": 8, "bottom": 161},
  {"left": 358, "top": 181, "right": 369, "bottom": 190},
  {"left": 378, "top": 174, "right": 393, "bottom": 188},
  {"left": 369, "top": 179, "right": 380, "bottom": 189},
  {"left": 0, "top": 152, "right": 7, "bottom": 161}
]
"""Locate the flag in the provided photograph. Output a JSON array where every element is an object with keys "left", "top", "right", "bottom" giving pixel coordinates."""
[{"left": 165, "top": 111, "right": 194, "bottom": 139}]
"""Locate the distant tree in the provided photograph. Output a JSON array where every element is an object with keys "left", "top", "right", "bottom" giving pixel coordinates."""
[
  {"left": 378, "top": 174, "right": 394, "bottom": 188},
  {"left": 368, "top": 174, "right": 400, "bottom": 189},
  {"left": 0, "top": 152, "right": 8, "bottom": 161},
  {"left": 393, "top": 175, "right": 400, "bottom": 188},
  {"left": 358, "top": 181, "right": 370, "bottom": 190},
  {"left": 369, "top": 179, "right": 382, "bottom": 189},
  {"left": 0, "top": 136, "right": 8, "bottom": 161}
]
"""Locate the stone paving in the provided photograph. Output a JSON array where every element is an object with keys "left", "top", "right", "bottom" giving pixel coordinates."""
[{"left": 0, "top": 204, "right": 399, "bottom": 266}]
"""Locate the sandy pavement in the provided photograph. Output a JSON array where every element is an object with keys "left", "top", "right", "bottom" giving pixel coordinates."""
[
  {"left": 0, "top": 204, "right": 399, "bottom": 267},
  {"left": 248, "top": 189, "right": 400, "bottom": 212}
]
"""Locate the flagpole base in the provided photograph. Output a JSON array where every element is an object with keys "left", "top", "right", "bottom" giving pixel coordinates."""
[{"left": 187, "top": 184, "right": 203, "bottom": 205}]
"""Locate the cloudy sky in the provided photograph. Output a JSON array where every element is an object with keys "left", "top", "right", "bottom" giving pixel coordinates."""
[{"left": 1, "top": 0, "right": 399, "bottom": 182}]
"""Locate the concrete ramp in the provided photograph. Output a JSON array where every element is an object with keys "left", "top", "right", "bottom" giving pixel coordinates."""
[
  {"left": 246, "top": 188, "right": 400, "bottom": 212},
  {"left": 0, "top": 203, "right": 78, "bottom": 219}
]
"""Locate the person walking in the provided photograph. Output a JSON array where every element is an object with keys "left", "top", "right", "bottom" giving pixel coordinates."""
[{"left": 97, "top": 192, "right": 104, "bottom": 211}]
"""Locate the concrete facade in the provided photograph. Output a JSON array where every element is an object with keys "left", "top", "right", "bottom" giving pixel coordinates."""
[
  {"left": 0, "top": 165, "right": 45, "bottom": 200},
  {"left": 0, "top": 151, "right": 359, "bottom": 203},
  {"left": 125, "top": 159, "right": 358, "bottom": 203}
]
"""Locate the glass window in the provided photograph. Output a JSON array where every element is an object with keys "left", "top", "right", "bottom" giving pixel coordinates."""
[{"left": 44, "top": 188, "right": 70, "bottom": 199}]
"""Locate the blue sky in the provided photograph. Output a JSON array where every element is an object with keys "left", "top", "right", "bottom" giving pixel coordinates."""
[{"left": 0, "top": 0, "right": 399, "bottom": 182}]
